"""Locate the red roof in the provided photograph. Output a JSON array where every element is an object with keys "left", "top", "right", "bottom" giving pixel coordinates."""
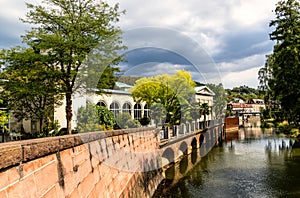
[{"left": 231, "top": 103, "right": 253, "bottom": 108}]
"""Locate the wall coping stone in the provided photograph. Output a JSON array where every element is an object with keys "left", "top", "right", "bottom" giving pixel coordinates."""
[{"left": 0, "top": 127, "right": 156, "bottom": 171}]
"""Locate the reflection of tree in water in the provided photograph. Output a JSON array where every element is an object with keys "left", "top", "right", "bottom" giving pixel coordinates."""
[{"left": 264, "top": 138, "right": 300, "bottom": 196}]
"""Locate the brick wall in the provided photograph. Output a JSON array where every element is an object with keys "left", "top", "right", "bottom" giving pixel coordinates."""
[{"left": 0, "top": 128, "right": 161, "bottom": 198}]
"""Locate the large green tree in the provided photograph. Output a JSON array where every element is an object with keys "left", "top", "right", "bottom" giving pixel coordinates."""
[
  {"left": 0, "top": 48, "right": 62, "bottom": 134},
  {"left": 267, "top": 0, "right": 300, "bottom": 125},
  {"left": 131, "top": 70, "right": 196, "bottom": 126},
  {"left": 21, "top": 0, "right": 125, "bottom": 134}
]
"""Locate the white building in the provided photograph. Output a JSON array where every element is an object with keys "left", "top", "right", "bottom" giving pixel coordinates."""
[{"left": 10, "top": 83, "right": 215, "bottom": 134}]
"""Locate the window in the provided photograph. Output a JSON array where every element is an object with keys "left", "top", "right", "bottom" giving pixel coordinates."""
[
  {"left": 97, "top": 101, "right": 106, "bottom": 107},
  {"left": 122, "top": 103, "right": 131, "bottom": 115},
  {"left": 144, "top": 104, "right": 150, "bottom": 118},
  {"left": 134, "top": 103, "right": 142, "bottom": 120},
  {"left": 110, "top": 102, "right": 120, "bottom": 117}
]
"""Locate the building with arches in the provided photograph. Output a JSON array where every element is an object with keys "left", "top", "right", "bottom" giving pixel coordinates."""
[
  {"left": 53, "top": 82, "right": 216, "bottom": 130},
  {"left": 8, "top": 82, "right": 215, "bottom": 135}
]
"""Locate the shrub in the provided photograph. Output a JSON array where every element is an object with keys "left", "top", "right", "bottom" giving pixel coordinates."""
[{"left": 115, "top": 113, "right": 141, "bottom": 129}]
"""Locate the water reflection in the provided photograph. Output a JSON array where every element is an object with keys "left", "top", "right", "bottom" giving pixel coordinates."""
[{"left": 153, "top": 124, "right": 300, "bottom": 197}]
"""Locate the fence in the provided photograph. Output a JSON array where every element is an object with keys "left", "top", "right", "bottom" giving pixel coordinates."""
[{"left": 159, "top": 119, "right": 224, "bottom": 140}]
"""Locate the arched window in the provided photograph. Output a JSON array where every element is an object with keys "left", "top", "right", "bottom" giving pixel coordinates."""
[
  {"left": 122, "top": 103, "right": 131, "bottom": 115},
  {"left": 97, "top": 101, "right": 106, "bottom": 107},
  {"left": 134, "top": 103, "right": 142, "bottom": 120},
  {"left": 110, "top": 102, "right": 120, "bottom": 117},
  {"left": 144, "top": 104, "right": 150, "bottom": 118}
]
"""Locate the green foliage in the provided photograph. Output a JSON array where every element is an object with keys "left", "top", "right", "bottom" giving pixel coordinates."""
[
  {"left": 117, "top": 76, "right": 141, "bottom": 86},
  {"left": 96, "top": 106, "right": 116, "bottom": 130},
  {"left": 44, "top": 120, "right": 61, "bottom": 136},
  {"left": 0, "top": 110, "right": 8, "bottom": 132},
  {"left": 200, "top": 103, "right": 210, "bottom": 122},
  {"left": 189, "top": 102, "right": 200, "bottom": 121},
  {"left": 76, "top": 102, "right": 103, "bottom": 132},
  {"left": 96, "top": 66, "right": 121, "bottom": 91},
  {"left": 0, "top": 48, "right": 62, "bottom": 133},
  {"left": 225, "top": 85, "right": 263, "bottom": 103},
  {"left": 207, "top": 83, "right": 226, "bottom": 118},
  {"left": 17, "top": 0, "right": 125, "bottom": 134},
  {"left": 131, "top": 70, "right": 196, "bottom": 126},
  {"left": 261, "top": 0, "right": 300, "bottom": 126},
  {"left": 150, "top": 103, "right": 166, "bottom": 127},
  {"left": 139, "top": 116, "right": 151, "bottom": 126},
  {"left": 115, "top": 113, "right": 141, "bottom": 129},
  {"left": 76, "top": 102, "right": 116, "bottom": 132}
]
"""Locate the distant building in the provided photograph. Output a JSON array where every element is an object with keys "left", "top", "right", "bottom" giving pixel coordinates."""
[
  {"left": 247, "top": 99, "right": 266, "bottom": 112},
  {"left": 228, "top": 103, "right": 254, "bottom": 115},
  {"left": 227, "top": 98, "right": 266, "bottom": 117}
]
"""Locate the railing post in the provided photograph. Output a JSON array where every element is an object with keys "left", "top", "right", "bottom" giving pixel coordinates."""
[
  {"left": 182, "top": 123, "right": 186, "bottom": 134},
  {"left": 191, "top": 121, "right": 194, "bottom": 132},
  {"left": 172, "top": 125, "right": 178, "bottom": 137},
  {"left": 163, "top": 126, "right": 169, "bottom": 139}
]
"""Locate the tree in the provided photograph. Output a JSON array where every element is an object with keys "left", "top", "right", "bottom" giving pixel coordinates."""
[
  {"left": 200, "top": 103, "right": 210, "bottom": 125},
  {"left": 150, "top": 103, "right": 166, "bottom": 127},
  {"left": 267, "top": 0, "right": 300, "bottom": 125},
  {"left": 131, "top": 70, "right": 196, "bottom": 126},
  {"left": 207, "top": 83, "right": 226, "bottom": 119},
  {"left": 0, "top": 48, "right": 62, "bottom": 135},
  {"left": 21, "top": 0, "right": 125, "bottom": 134}
]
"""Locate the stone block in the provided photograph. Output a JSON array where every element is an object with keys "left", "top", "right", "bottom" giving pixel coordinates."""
[
  {"left": 78, "top": 172, "right": 96, "bottom": 197},
  {"left": 0, "top": 145, "right": 22, "bottom": 169},
  {"left": 0, "top": 167, "right": 20, "bottom": 189},
  {"left": 6, "top": 175, "right": 36, "bottom": 198},
  {"left": 34, "top": 161, "right": 58, "bottom": 197}
]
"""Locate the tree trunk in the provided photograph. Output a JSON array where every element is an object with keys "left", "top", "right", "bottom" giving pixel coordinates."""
[
  {"left": 66, "top": 92, "right": 73, "bottom": 134},
  {"left": 39, "top": 117, "right": 43, "bottom": 136}
]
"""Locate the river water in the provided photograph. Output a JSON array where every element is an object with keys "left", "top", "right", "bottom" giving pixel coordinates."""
[{"left": 153, "top": 126, "right": 300, "bottom": 197}]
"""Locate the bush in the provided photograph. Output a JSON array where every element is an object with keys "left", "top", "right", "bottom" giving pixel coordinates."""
[
  {"left": 115, "top": 113, "right": 141, "bottom": 129},
  {"left": 278, "top": 123, "right": 293, "bottom": 134},
  {"left": 139, "top": 117, "right": 151, "bottom": 126},
  {"left": 76, "top": 102, "right": 116, "bottom": 132}
]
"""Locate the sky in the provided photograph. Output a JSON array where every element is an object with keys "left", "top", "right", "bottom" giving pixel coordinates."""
[{"left": 0, "top": 0, "right": 279, "bottom": 89}]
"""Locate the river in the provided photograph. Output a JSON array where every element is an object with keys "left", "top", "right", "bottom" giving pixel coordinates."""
[{"left": 153, "top": 125, "right": 300, "bottom": 197}]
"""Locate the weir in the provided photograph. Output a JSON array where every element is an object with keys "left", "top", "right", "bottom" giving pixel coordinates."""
[{"left": 0, "top": 119, "right": 224, "bottom": 198}]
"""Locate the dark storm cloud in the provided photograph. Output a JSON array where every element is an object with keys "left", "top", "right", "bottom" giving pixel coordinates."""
[
  {"left": 121, "top": 27, "right": 218, "bottom": 75},
  {"left": 124, "top": 47, "right": 192, "bottom": 66},
  {"left": 214, "top": 29, "right": 273, "bottom": 64}
]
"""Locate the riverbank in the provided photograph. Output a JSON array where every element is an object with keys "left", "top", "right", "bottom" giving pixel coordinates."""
[{"left": 261, "top": 119, "right": 300, "bottom": 138}]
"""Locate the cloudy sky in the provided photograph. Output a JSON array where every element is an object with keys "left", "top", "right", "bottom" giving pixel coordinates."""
[{"left": 0, "top": 0, "right": 278, "bottom": 88}]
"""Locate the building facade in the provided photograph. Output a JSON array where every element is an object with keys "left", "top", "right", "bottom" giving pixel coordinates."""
[{"left": 8, "top": 83, "right": 215, "bottom": 135}]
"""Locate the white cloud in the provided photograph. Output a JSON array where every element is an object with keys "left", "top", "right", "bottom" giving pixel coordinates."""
[
  {"left": 231, "top": 0, "right": 278, "bottom": 28},
  {"left": 222, "top": 66, "right": 262, "bottom": 89},
  {"left": 217, "top": 53, "right": 268, "bottom": 73},
  {"left": 1, "top": 0, "right": 278, "bottom": 88}
]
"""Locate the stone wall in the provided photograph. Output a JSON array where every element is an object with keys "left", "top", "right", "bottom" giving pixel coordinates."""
[{"left": 0, "top": 128, "right": 162, "bottom": 198}]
